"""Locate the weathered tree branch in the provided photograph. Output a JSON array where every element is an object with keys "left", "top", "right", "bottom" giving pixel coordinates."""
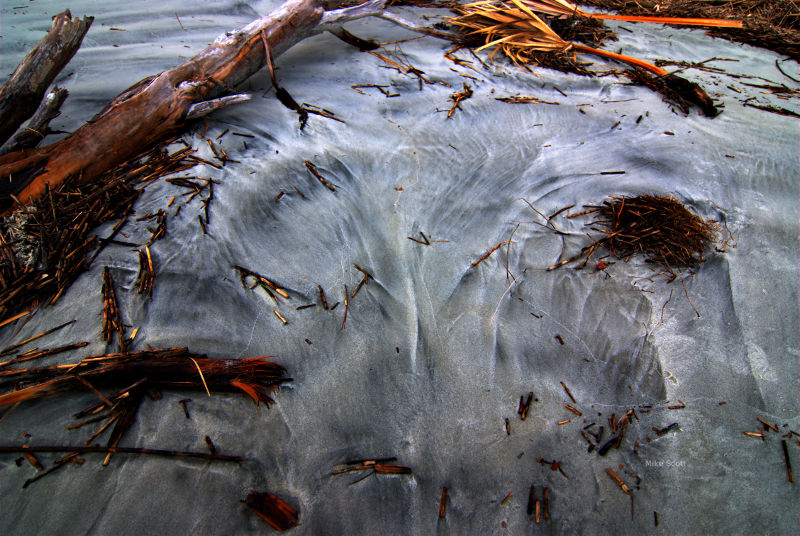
[
  {"left": 0, "top": 11, "right": 92, "bottom": 147},
  {"left": 0, "top": 0, "right": 453, "bottom": 214},
  {"left": 0, "top": 0, "right": 335, "bottom": 214},
  {"left": 0, "top": 86, "right": 69, "bottom": 156}
]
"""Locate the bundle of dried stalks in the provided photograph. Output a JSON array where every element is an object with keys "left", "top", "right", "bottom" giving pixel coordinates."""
[
  {"left": 552, "top": 194, "right": 717, "bottom": 277},
  {"left": 0, "top": 347, "right": 289, "bottom": 408},
  {"left": 0, "top": 139, "right": 196, "bottom": 320},
  {"left": 448, "top": 0, "right": 718, "bottom": 115}
]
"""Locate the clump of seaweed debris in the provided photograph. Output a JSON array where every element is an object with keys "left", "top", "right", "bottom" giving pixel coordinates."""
[
  {"left": 550, "top": 194, "right": 718, "bottom": 277},
  {"left": 0, "top": 138, "right": 197, "bottom": 319}
]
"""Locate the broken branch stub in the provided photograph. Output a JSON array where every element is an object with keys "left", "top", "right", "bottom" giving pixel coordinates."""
[{"left": 0, "top": 10, "right": 93, "bottom": 147}]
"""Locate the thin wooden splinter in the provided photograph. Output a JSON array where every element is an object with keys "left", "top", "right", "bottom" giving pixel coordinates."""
[
  {"left": 305, "top": 161, "right": 336, "bottom": 192},
  {"left": 472, "top": 240, "right": 512, "bottom": 267},
  {"left": 190, "top": 357, "right": 211, "bottom": 398},
  {"left": 341, "top": 285, "right": 348, "bottom": 330},
  {"left": 782, "top": 440, "right": 794, "bottom": 483},
  {"left": 318, "top": 285, "right": 328, "bottom": 310},
  {"left": 543, "top": 486, "right": 549, "bottom": 520},
  {"left": 560, "top": 382, "right": 576, "bottom": 404},
  {"left": 439, "top": 487, "right": 448, "bottom": 519}
]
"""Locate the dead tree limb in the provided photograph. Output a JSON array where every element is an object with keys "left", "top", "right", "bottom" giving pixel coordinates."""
[
  {"left": 0, "top": 87, "right": 69, "bottom": 156},
  {"left": 0, "top": 11, "right": 92, "bottom": 147},
  {"left": 0, "top": 0, "right": 455, "bottom": 215},
  {"left": 0, "top": 0, "right": 360, "bottom": 213}
]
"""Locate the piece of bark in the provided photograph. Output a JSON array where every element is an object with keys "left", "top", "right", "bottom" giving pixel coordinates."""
[
  {"left": 0, "top": 0, "right": 347, "bottom": 214},
  {"left": 0, "top": 11, "right": 92, "bottom": 147},
  {"left": 0, "top": 87, "right": 69, "bottom": 155}
]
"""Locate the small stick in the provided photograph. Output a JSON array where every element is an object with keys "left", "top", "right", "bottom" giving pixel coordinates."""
[
  {"left": 273, "top": 310, "right": 287, "bottom": 325},
  {"left": 782, "top": 440, "right": 794, "bottom": 483},
  {"left": 605, "top": 468, "right": 631, "bottom": 494},
  {"left": 21, "top": 448, "right": 44, "bottom": 471},
  {"left": 557, "top": 419, "right": 570, "bottom": 425},
  {"left": 0, "top": 320, "right": 75, "bottom": 357},
  {"left": 500, "top": 492, "right": 513, "bottom": 505},
  {"left": 341, "top": 285, "right": 349, "bottom": 330},
  {"left": 439, "top": 487, "right": 448, "bottom": 519},
  {"left": 560, "top": 382, "right": 576, "bottom": 404},
  {"left": 305, "top": 161, "right": 336, "bottom": 192},
  {"left": 175, "top": 13, "right": 185, "bottom": 30},
  {"left": 519, "top": 392, "right": 533, "bottom": 420},
  {"left": 472, "top": 240, "right": 512, "bottom": 267},
  {"left": 353, "top": 263, "right": 373, "bottom": 282},
  {"left": 654, "top": 511, "right": 659, "bottom": 527},
  {"left": 0, "top": 311, "right": 30, "bottom": 329},
  {"left": 505, "top": 418, "right": 510, "bottom": 436},
  {"left": 565, "top": 404, "right": 582, "bottom": 416},
  {"left": 179, "top": 399, "right": 190, "bottom": 419},
  {"left": 758, "top": 418, "right": 779, "bottom": 433},
  {"left": 527, "top": 485, "right": 535, "bottom": 515},
  {"left": 543, "top": 487, "right": 549, "bottom": 520},
  {"left": 653, "top": 423, "right": 679, "bottom": 436},
  {"left": 204, "top": 436, "right": 216, "bottom": 455},
  {"left": 318, "top": 285, "right": 329, "bottom": 310},
  {"left": 351, "top": 278, "right": 366, "bottom": 299},
  {"left": 549, "top": 204, "right": 575, "bottom": 219}
]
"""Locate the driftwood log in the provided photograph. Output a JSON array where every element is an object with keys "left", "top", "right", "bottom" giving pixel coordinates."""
[
  {"left": 0, "top": 0, "right": 431, "bottom": 215},
  {"left": 0, "top": 11, "right": 92, "bottom": 149}
]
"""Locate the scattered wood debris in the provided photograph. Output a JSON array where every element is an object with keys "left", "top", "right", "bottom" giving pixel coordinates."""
[
  {"left": 518, "top": 392, "right": 534, "bottom": 420},
  {"left": 0, "top": 139, "right": 197, "bottom": 318},
  {"left": 234, "top": 265, "right": 290, "bottom": 304}
]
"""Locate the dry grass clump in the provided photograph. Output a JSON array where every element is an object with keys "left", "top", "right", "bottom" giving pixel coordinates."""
[{"left": 552, "top": 194, "right": 718, "bottom": 277}]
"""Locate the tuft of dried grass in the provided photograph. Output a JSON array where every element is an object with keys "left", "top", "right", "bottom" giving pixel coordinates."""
[{"left": 553, "top": 194, "right": 718, "bottom": 277}]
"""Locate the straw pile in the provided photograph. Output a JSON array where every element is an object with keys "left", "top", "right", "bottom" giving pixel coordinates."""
[{"left": 552, "top": 195, "right": 718, "bottom": 276}]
